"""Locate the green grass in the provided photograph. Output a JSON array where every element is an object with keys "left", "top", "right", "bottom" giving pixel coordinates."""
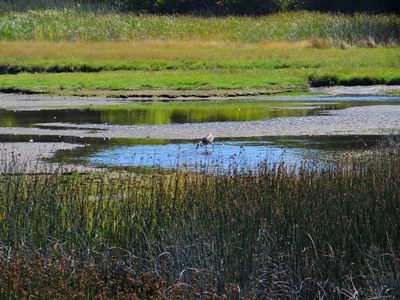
[
  {"left": 0, "top": 69, "right": 307, "bottom": 91},
  {"left": 1, "top": 66, "right": 399, "bottom": 96},
  {"left": 0, "top": 147, "right": 399, "bottom": 298}
]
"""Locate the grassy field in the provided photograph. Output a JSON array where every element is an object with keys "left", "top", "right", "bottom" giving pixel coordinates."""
[
  {"left": 0, "top": 147, "right": 399, "bottom": 298},
  {"left": 0, "top": 41, "right": 399, "bottom": 96},
  {"left": 0, "top": 11, "right": 399, "bottom": 96}
]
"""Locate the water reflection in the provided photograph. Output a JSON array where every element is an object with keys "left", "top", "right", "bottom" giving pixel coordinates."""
[
  {"left": 86, "top": 136, "right": 383, "bottom": 172},
  {"left": 1, "top": 96, "right": 399, "bottom": 127},
  {"left": 88, "top": 141, "right": 319, "bottom": 172}
]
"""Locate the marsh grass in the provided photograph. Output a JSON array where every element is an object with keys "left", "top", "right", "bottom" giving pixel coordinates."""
[
  {"left": 0, "top": 10, "right": 399, "bottom": 46},
  {"left": 0, "top": 146, "right": 399, "bottom": 298}
]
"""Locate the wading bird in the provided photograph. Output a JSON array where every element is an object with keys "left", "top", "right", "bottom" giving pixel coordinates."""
[{"left": 196, "top": 133, "right": 215, "bottom": 151}]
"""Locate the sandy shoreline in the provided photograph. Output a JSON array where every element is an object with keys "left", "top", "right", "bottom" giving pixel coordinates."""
[
  {"left": 0, "top": 142, "right": 99, "bottom": 173},
  {"left": 1, "top": 87, "right": 400, "bottom": 172}
]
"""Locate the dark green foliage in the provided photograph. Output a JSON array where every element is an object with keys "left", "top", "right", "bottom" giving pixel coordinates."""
[
  {"left": 0, "top": 64, "right": 102, "bottom": 74},
  {"left": 304, "top": 0, "right": 400, "bottom": 13},
  {"left": 309, "top": 74, "right": 400, "bottom": 87},
  {"left": 0, "top": 0, "right": 398, "bottom": 14},
  {"left": 106, "top": 0, "right": 400, "bottom": 14},
  {"left": 122, "top": 0, "right": 400, "bottom": 14}
]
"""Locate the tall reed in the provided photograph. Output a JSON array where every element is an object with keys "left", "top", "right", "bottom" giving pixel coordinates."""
[
  {"left": 0, "top": 146, "right": 399, "bottom": 298},
  {"left": 0, "top": 10, "right": 398, "bottom": 46}
]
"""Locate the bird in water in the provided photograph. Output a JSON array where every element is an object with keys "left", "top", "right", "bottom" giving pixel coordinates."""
[{"left": 196, "top": 133, "right": 215, "bottom": 152}]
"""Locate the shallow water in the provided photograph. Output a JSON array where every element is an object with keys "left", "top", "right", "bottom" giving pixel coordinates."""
[
  {"left": 1, "top": 95, "right": 399, "bottom": 171},
  {"left": 88, "top": 140, "right": 313, "bottom": 172},
  {"left": 85, "top": 135, "right": 383, "bottom": 172},
  {"left": 1, "top": 96, "right": 399, "bottom": 127}
]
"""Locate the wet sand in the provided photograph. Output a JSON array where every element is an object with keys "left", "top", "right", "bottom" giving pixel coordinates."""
[{"left": 0, "top": 142, "right": 98, "bottom": 173}]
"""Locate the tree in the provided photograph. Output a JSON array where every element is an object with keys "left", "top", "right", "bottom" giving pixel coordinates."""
[
  {"left": 121, "top": 0, "right": 400, "bottom": 14},
  {"left": 303, "top": 0, "right": 400, "bottom": 13}
]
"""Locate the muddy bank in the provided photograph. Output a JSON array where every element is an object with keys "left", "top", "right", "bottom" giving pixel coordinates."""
[
  {"left": 0, "top": 142, "right": 99, "bottom": 173},
  {"left": 310, "top": 85, "right": 400, "bottom": 96},
  {"left": 1, "top": 85, "right": 399, "bottom": 109}
]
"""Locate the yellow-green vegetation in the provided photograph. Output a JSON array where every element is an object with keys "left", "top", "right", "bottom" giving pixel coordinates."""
[
  {"left": 0, "top": 148, "right": 399, "bottom": 298},
  {"left": 0, "top": 40, "right": 399, "bottom": 96},
  {"left": 0, "top": 11, "right": 399, "bottom": 96}
]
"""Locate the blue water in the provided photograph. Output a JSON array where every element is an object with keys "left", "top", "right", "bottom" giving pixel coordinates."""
[{"left": 88, "top": 140, "right": 332, "bottom": 173}]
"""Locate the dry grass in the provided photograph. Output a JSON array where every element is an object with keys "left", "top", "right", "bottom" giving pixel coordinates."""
[
  {"left": 309, "top": 38, "right": 331, "bottom": 49},
  {"left": 0, "top": 40, "right": 310, "bottom": 61}
]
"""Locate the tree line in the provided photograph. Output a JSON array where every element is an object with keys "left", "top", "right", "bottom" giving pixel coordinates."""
[
  {"left": 2, "top": 0, "right": 399, "bottom": 14},
  {"left": 119, "top": 0, "right": 399, "bottom": 14}
]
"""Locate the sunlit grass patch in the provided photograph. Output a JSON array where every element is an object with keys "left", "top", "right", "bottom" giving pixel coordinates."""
[
  {"left": 0, "top": 68, "right": 309, "bottom": 92},
  {"left": 1, "top": 66, "right": 399, "bottom": 96}
]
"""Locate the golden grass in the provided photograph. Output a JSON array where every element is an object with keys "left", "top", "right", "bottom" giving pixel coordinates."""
[{"left": 0, "top": 40, "right": 311, "bottom": 61}]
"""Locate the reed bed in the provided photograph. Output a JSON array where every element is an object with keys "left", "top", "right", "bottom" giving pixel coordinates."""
[
  {"left": 0, "top": 10, "right": 399, "bottom": 46},
  {"left": 0, "top": 147, "right": 399, "bottom": 298}
]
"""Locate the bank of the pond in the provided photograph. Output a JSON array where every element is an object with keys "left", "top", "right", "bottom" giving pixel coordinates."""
[
  {"left": 0, "top": 142, "right": 100, "bottom": 173},
  {"left": 1, "top": 85, "right": 400, "bottom": 110}
]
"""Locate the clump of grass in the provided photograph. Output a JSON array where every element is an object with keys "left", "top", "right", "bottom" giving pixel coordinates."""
[
  {"left": 338, "top": 40, "right": 351, "bottom": 49},
  {"left": 0, "top": 145, "right": 399, "bottom": 298},
  {"left": 309, "top": 37, "right": 331, "bottom": 49},
  {"left": 359, "top": 37, "right": 378, "bottom": 48}
]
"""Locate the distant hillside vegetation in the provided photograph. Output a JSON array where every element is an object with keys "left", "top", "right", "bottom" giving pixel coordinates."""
[{"left": 0, "top": 0, "right": 399, "bottom": 14}]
